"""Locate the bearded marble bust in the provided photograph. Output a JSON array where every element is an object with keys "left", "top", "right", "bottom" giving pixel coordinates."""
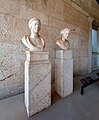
[
  {"left": 56, "top": 28, "right": 71, "bottom": 50},
  {"left": 22, "top": 17, "right": 45, "bottom": 52}
]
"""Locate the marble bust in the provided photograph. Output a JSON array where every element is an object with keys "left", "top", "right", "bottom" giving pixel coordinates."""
[
  {"left": 22, "top": 17, "right": 45, "bottom": 51},
  {"left": 56, "top": 28, "right": 71, "bottom": 50}
]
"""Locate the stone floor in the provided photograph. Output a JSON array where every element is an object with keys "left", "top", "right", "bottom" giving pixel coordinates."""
[{"left": 0, "top": 71, "right": 99, "bottom": 120}]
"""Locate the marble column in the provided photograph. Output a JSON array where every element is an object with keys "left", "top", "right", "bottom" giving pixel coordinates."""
[
  {"left": 55, "top": 50, "right": 73, "bottom": 98},
  {"left": 24, "top": 51, "right": 51, "bottom": 117}
]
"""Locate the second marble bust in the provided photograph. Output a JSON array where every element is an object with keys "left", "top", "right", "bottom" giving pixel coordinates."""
[
  {"left": 22, "top": 17, "right": 45, "bottom": 51},
  {"left": 56, "top": 28, "right": 71, "bottom": 50}
]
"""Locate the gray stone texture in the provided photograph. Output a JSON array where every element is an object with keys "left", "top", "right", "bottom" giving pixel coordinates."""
[
  {"left": 24, "top": 52, "right": 51, "bottom": 117},
  {"left": 55, "top": 50, "right": 73, "bottom": 98}
]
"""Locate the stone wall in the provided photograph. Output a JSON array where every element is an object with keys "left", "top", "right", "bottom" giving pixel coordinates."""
[{"left": 0, "top": 0, "right": 99, "bottom": 99}]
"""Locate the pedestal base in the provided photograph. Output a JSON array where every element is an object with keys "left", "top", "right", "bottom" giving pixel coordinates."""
[{"left": 24, "top": 52, "right": 51, "bottom": 117}]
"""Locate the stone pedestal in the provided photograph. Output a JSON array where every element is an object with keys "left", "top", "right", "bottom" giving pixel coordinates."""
[
  {"left": 24, "top": 51, "right": 51, "bottom": 117},
  {"left": 55, "top": 50, "right": 73, "bottom": 98}
]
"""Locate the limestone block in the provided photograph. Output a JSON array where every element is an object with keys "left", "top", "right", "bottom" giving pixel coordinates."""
[
  {"left": 0, "top": 43, "right": 25, "bottom": 61},
  {"left": 72, "top": 0, "right": 81, "bottom": 6},
  {"left": 0, "top": 13, "right": 28, "bottom": 45},
  {"left": 24, "top": 52, "right": 51, "bottom": 117},
  {"left": 83, "top": 48, "right": 88, "bottom": 57},
  {"left": 19, "top": 0, "right": 26, "bottom": 5},
  {"left": 73, "top": 49, "right": 79, "bottom": 57},
  {"left": 55, "top": 50, "right": 73, "bottom": 98},
  {"left": 51, "top": 11, "right": 63, "bottom": 21},
  {"left": 0, "top": 42, "right": 24, "bottom": 99},
  {"left": 64, "top": 3, "right": 72, "bottom": 16},
  {"left": 49, "top": 48, "right": 56, "bottom": 58},
  {"left": 0, "top": 70, "right": 5, "bottom": 81},
  {"left": 48, "top": 16, "right": 62, "bottom": 29},
  {"left": 0, "top": 0, "right": 19, "bottom": 16},
  {"left": 0, "top": 60, "right": 24, "bottom": 99},
  {"left": 63, "top": 15, "right": 73, "bottom": 25},
  {"left": 73, "top": 39, "right": 79, "bottom": 48},
  {"left": 47, "top": 0, "right": 56, "bottom": 9},
  {"left": 40, "top": 25, "right": 49, "bottom": 38},
  {"left": 0, "top": 43, "right": 13, "bottom": 60},
  {"left": 73, "top": 57, "right": 79, "bottom": 74},
  {"left": 20, "top": 5, "right": 38, "bottom": 20},
  {"left": 55, "top": 0, "right": 63, "bottom": 14},
  {"left": 63, "top": 0, "right": 72, "bottom": 5},
  {"left": 79, "top": 57, "right": 88, "bottom": 74},
  {"left": 20, "top": 5, "right": 49, "bottom": 25},
  {"left": 47, "top": 0, "right": 63, "bottom": 20},
  {"left": 48, "top": 27, "right": 60, "bottom": 41},
  {"left": 38, "top": 13, "right": 49, "bottom": 25}
]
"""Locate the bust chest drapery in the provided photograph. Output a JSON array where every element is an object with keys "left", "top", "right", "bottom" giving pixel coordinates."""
[{"left": 22, "top": 35, "right": 45, "bottom": 51}]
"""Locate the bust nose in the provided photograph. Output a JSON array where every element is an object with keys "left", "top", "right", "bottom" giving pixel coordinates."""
[
  {"left": 35, "top": 24, "right": 39, "bottom": 28},
  {"left": 35, "top": 26, "right": 38, "bottom": 29}
]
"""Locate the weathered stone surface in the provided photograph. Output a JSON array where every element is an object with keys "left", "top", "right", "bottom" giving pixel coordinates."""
[
  {"left": 24, "top": 52, "right": 51, "bottom": 117},
  {"left": 56, "top": 50, "right": 72, "bottom": 59},
  {"left": 0, "top": 60, "right": 24, "bottom": 99},
  {"left": 0, "top": 0, "right": 20, "bottom": 16},
  {"left": 48, "top": 16, "right": 63, "bottom": 29},
  {"left": 0, "top": 41, "right": 25, "bottom": 99},
  {"left": 55, "top": 50, "right": 73, "bottom": 98},
  {"left": 28, "top": 63, "right": 51, "bottom": 116}
]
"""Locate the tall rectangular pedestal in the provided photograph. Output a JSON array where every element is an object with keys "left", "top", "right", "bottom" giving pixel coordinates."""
[
  {"left": 24, "top": 51, "right": 51, "bottom": 117},
  {"left": 55, "top": 50, "right": 73, "bottom": 98}
]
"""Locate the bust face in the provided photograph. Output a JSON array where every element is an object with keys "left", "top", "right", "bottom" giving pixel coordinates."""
[
  {"left": 62, "top": 31, "right": 70, "bottom": 39},
  {"left": 30, "top": 20, "right": 41, "bottom": 33}
]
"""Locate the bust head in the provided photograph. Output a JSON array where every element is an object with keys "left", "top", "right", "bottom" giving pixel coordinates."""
[
  {"left": 22, "top": 17, "right": 45, "bottom": 52},
  {"left": 28, "top": 17, "right": 41, "bottom": 34},
  {"left": 60, "top": 28, "right": 71, "bottom": 40}
]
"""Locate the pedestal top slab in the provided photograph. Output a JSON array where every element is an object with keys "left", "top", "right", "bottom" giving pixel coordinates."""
[
  {"left": 56, "top": 50, "right": 72, "bottom": 59},
  {"left": 25, "top": 51, "right": 49, "bottom": 63}
]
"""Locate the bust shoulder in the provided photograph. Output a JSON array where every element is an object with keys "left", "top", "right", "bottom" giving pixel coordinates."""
[
  {"left": 56, "top": 39, "right": 62, "bottom": 46},
  {"left": 56, "top": 39, "right": 69, "bottom": 50},
  {"left": 21, "top": 35, "right": 28, "bottom": 43},
  {"left": 21, "top": 35, "right": 33, "bottom": 50}
]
